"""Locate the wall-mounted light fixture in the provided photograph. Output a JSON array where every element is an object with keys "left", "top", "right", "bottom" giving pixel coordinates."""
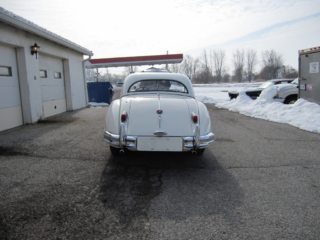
[{"left": 31, "top": 43, "right": 40, "bottom": 59}]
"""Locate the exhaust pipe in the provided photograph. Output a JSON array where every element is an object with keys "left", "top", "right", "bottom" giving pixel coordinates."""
[
  {"left": 191, "top": 150, "right": 197, "bottom": 155},
  {"left": 119, "top": 149, "right": 125, "bottom": 154}
]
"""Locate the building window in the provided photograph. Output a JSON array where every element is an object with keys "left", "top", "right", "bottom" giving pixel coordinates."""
[
  {"left": 54, "top": 72, "right": 62, "bottom": 79},
  {"left": 40, "top": 70, "right": 47, "bottom": 78},
  {"left": 0, "top": 66, "right": 12, "bottom": 76}
]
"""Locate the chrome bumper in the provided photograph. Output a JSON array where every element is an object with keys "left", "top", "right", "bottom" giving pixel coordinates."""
[
  {"left": 103, "top": 131, "right": 137, "bottom": 150},
  {"left": 182, "top": 132, "right": 215, "bottom": 150},
  {"left": 103, "top": 127, "right": 215, "bottom": 151}
]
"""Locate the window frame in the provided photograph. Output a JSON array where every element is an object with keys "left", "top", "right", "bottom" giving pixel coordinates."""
[
  {"left": 54, "top": 72, "right": 62, "bottom": 79},
  {"left": 40, "top": 70, "right": 47, "bottom": 78},
  {"left": 0, "top": 66, "right": 12, "bottom": 77}
]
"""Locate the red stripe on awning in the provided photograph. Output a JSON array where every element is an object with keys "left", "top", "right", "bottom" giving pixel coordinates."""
[{"left": 88, "top": 54, "right": 183, "bottom": 64}]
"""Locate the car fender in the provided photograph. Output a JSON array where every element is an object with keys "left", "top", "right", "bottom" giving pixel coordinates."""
[
  {"left": 197, "top": 101, "right": 212, "bottom": 135},
  {"left": 105, "top": 99, "right": 121, "bottom": 134},
  {"left": 283, "top": 93, "right": 298, "bottom": 101},
  {"left": 275, "top": 84, "right": 298, "bottom": 99}
]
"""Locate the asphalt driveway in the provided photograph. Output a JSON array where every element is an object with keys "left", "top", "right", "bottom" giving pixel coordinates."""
[{"left": 0, "top": 102, "right": 320, "bottom": 239}]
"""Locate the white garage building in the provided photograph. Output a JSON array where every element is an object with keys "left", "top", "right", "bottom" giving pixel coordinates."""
[{"left": 0, "top": 7, "right": 93, "bottom": 132}]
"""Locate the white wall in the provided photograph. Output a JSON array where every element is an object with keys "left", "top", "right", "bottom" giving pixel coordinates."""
[{"left": 0, "top": 21, "right": 88, "bottom": 124}]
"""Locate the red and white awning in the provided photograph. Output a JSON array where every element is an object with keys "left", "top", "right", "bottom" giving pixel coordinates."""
[
  {"left": 299, "top": 46, "right": 320, "bottom": 53},
  {"left": 85, "top": 54, "right": 183, "bottom": 69}
]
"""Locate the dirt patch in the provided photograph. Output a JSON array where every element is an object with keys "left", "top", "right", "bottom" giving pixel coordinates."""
[{"left": 0, "top": 147, "right": 29, "bottom": 156}]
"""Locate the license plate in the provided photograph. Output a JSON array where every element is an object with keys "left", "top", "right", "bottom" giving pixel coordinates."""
[{"left": 137, "top": 137, "right": 182, "bottom": 151}]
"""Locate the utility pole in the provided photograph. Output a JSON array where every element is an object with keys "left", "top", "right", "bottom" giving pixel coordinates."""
[
  {"left": 166, "top": 50, "right": 168, "bottom": 70},
  {"left": 95, "top": 68, "right": 100, "bottom": 82}
]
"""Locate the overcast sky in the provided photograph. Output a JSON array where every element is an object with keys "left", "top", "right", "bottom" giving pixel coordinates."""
[{"left": 1, "top": 0, "right": 320, "bottom": 72}]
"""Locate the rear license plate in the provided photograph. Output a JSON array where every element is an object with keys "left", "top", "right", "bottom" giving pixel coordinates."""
[{"left": 137, "top": 137, "right": 183, "bottom": 151}]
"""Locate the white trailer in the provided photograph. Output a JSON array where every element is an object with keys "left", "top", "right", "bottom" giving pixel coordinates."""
[{"left": 298, "top": 46, "right": 320, "bottom": 105}]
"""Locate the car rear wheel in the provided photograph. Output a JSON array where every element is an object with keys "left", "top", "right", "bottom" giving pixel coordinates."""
[
  {"left": 197, "top": 149, "right": 205, "bottom": 155},
  {"left": 110, "top": 146, "right": 121, "bottom": 155},
  {"left": 284, "top": 96, "right": 297, "bottom": 104}
]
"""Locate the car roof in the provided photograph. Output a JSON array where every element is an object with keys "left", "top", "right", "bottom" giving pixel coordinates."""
[
  {"left": 267, "top": 79, "right": 294, "bottom": 82},
  {"left": 121, "top": 72, "right": 194, "bottom": 97}
]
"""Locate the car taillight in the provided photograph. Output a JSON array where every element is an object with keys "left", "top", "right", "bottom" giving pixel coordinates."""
[
  {"left": 121, "top": 111, "right": 127, "bottom": 122},
  {"left": 191, "top": 112, "right": 198, "bottom": 123}
]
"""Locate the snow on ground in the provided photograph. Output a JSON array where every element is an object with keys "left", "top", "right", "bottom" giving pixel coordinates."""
[
  {"left": 194, "top": 83, "right": 320, "bottom": 134},
  {"left": 89, "top": 102, "right": 109, "bottom": 108}
]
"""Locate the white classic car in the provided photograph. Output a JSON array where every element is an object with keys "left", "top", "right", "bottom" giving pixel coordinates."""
[{"left": 103, "top": 70, "right": 215, "bottom": 155}]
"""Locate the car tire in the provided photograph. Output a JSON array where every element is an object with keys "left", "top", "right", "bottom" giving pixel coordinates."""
[
  {"left": 284, "top": 96, "right": 297, "bottom": 104},
  {"left": 110, "top": 146, "right": 120, "bottom": 155},
  {"left": 197, "top": 149, "right": 205, "bottom": 155}
]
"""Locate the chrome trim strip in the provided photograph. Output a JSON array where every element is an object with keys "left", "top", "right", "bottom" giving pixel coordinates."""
[
  {"left": 153, "top": 130, "right": 167, "bottom": 136},
  {"left": 119, "top": 123, "right": 125, "bottom": 148},
  {"left": 194, "top": 124, "right": 200, "bottom": 149}
]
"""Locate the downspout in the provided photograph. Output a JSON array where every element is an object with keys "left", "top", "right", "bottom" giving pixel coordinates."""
[{"left": 82, "top": 55, "right": 92, "bottom": 106}]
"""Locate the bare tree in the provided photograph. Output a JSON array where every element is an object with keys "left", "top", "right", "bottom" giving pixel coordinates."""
[
  {"left": 260, "top": 50, "right": 284, "bottom": 80},
  {"left": 192, "top": 58, "right": 200, "bottom": 80},
  {"left": 201, "top": 49, "right": 212, "bottom": 83},
  {"left": 101, "top": 69, "right": 112, "bottom": 82},
  {"left": 124, "top": 66, "right": 139, "bottom": 75},
  {"left": 168, "top": 63, "right": 180, "bottom": 73},
  {"left": 246, "top": 49, "right": 258, "bottom": 82},
  {"left": 180, "top": 55, "right": 199, "bottom": 80},
  {"left": 233, "top": 49, "right": 245, "bottom": 82},
  {"left": 280, "top": 65, "right": 298, "bottom": 78},
  {"left": 223, "top": 73, "right": 231, "bottom": 82},
  {"left": 85, "top": 68, "right": 95, "bottom": 82},
  {"left": 210, "top": 49, "right": 226, "bottom": 83}
]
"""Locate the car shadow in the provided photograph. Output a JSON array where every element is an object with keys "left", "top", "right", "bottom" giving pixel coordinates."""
[{"left": 99, "top": 150, "right": 244, "bottom": 236}]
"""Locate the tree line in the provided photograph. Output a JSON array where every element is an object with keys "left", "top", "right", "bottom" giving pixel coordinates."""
[
  {"left": 169, "top": 49, "right": 298, "bottom": 83},
  {"left": 86, "top": 49, "right": 298, "bottom": 84}
]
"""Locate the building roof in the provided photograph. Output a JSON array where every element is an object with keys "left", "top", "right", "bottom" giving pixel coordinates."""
[
  {"left": 0, "top": 7, "right": 93, "bottom": 56},
  {"left": 85, "top": 54, "right": 183, "bottom": 69}
]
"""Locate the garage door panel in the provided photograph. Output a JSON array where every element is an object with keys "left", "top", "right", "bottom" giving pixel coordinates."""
[
  {"left": 41, "top": 78, "right": 64, "bottom": 86},
  {"left": 0, "top": 86, "right": 22, "bottom": 108},
  {"left": 0, "top": 45, "right": 17, "bottom": 63},
  {"left": 43, "top": 99, "right": 66, "bottom": 118},
  {"left": 39, "top": 55, "right": 63, "bottom": 74},
  {"left": 0, "top": 77, "right": 19, "bottom": 87},
  {"left": 39, "top": 54, "right": 66, "bottom": 118},
  {"left": 0, "top": 106, "right": 23, "bottom": 132},
  {"left": 41, "top": 85, "right": 66, "bottom": 102},
  {"left": 0, "top": 44, "right": 23, "bottom": 132}
]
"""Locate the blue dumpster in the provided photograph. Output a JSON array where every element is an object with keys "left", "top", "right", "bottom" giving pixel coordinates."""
[{"left": 87, "top": 82, "right": 114, "bottom": 104}]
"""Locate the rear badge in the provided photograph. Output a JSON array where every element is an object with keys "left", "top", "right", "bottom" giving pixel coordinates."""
[{"left": 157, "top": 110, "right": 163, "bottom": 114}]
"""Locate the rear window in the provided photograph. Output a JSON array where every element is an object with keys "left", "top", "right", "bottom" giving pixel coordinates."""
[{"left": 128, "top": 80, "right": 188, "bottom": 93}]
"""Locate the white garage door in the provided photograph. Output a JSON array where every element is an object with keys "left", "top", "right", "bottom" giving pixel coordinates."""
[
  {"left": 0, "top": 44, "right": 23, "bottom": 132},
  {"left": 39, "top": 54, "right": 66, "bottom": 118}
]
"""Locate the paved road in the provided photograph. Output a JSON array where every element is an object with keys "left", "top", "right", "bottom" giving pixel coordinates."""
[{"left": 0, "top": 88, "right": 319, "bottom": 239}]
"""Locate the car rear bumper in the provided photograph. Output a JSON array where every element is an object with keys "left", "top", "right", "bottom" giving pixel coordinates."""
[{"left": 103, "top": 130, "right": 215, "bottom": 152}]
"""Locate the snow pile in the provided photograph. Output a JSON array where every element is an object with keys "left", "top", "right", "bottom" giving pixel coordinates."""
[
  {"left": 88, "top": 102, "right": 109, "bottom": 108},
  {"left": 194, "top": 85, "right": 320, "bottom": 134}
]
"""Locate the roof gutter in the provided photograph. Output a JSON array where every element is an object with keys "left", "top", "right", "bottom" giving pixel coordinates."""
[{"left": 82, "top": 55, "right": 92, "bottom": 105}]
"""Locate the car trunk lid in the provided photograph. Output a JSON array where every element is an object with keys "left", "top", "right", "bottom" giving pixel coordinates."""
[{"left": 126, "top": 94, "right": 195, "bottom": 136}]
